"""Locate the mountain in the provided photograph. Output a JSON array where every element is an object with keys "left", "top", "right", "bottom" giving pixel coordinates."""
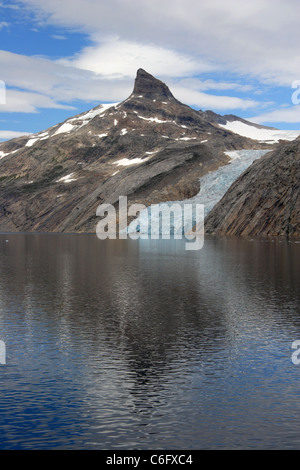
[
  {"left": 0, "top": 69, "right": 273, "bottom": 233},
  {"left": 200, "top": 110, "right": 300, "bottom": 144},
  {"left": 200, "top": 110, "right": 277, "bottom": 129},
  {"left": 205, "top": 137, "right": 300, "bottom": 238}
]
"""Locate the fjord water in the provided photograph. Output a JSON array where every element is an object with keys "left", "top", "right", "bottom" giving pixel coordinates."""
[{"left": 0, "top": 234, "right": 299, "bottom": 450}]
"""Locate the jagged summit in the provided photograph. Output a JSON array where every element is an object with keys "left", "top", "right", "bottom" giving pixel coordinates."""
[{"left": 132, "top": 68, "right": 175, "bottom": 100}]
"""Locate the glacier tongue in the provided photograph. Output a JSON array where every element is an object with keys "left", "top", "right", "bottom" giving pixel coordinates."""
[{"left": 126, "top": 149, "right": 270, "bottom": 236}]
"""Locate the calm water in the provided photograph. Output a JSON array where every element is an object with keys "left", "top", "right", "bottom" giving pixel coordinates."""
[{"left": 0, "top": 233, "right": 299, "bottom": 450}]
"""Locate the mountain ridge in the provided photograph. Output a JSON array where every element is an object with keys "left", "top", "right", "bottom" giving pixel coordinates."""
[
  {"left": 0, "top": 69, "right": 275, "bottom": 233},
  {"left": 205, "top": 136, "right": 300, "bottom": 238}
]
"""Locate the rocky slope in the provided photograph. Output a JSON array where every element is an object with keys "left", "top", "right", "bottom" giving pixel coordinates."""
[
  {"left": 0, "top": 69, "right": 271, "bottom": 233},
  {"left": 200, "top": 110, "right": 277, "bottom": 130},
  {"left": 205, "top": 137, "right": 300, "bottom": 238}
]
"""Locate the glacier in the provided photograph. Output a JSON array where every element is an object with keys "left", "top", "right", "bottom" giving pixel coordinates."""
[{"left": 124, "top": 149, "right": 270, "bottom": 237}]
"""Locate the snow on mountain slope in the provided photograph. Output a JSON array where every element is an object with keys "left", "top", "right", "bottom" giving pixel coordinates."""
[
  {"left": 68, "top": 102, "right": 120, "bottom": 123},
  {"left": 219, "top": 121, "right": 300, "bottom": 144},
  {"left": 11, "top": 102, "right": 121, "bottom": 150}
]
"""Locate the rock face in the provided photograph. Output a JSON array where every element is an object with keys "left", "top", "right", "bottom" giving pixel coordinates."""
[
  {"left": 0, "top": 69, "right": 271, "bottom": 233},
  {"left": 132, "top": 68, "right": 175, "bottom": 100},
  {"left": 200, "top": 110, "right": 277, "bottom": 130},
  {"left": 205, "top": 137, "right": 300, "bottom": 238}
]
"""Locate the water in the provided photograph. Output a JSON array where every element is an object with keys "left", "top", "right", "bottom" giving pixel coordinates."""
[{"left": 0, "top": 233, "right": 299, "bottom": 450}]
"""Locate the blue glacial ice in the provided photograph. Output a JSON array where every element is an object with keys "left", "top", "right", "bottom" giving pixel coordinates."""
[{"left": 125, "top": 149, "right": 270, "bottom": 236}]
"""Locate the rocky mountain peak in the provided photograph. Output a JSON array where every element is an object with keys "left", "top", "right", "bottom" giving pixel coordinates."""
[
  {"left": 132, "top": 68, "right": 175, "bottom": 100},
  {"left": 0, "top": 69, "right": 274, "bottom": 234}
]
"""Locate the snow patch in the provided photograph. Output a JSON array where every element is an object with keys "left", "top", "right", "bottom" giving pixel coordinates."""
[
  {"left": 113, "top": 157, "right": 150, "bottom": 167},
  {"left": 0, "top": 148, "right": 20, "bottom": 159},
  {"left": 53, "top": 123, "right": 74, "bottom": 136},
  {"left": 25, "top": 137, "right": 40, "bottom": 147},
  {"left": 219, "top": 121, "right": 300, "bottom": 144},
  {"left": 56, "top": 173, "right": 77, "bottom": 183},
  {"left": 37, "top": 132, "right": 49, "bottom": 138},
  {"left": 0, "top": 151, "right": 10, "bottom": 159},
  {"left": 68, "top": 103, "right": 119, "bottom": 123},
  {"left": 137, "top": 115, "right": 172, "bottom": 124}
]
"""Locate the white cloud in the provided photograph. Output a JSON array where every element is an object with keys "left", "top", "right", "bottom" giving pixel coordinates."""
[
  {"left": 0, "top": 130, "right": 31, "bottom": 140},
  {"left": 173, "top": 78, "right": 254, "bottom": 93},
  {"left": 0, "top": 21, "right": 9, "bottom": 30},
  {"left": 16, "top": 0, "right": 300, "bottom": 86},
  {"left": 51, "top": 34, "right": 67, "bottom": 40},
  {"left": 0, "top": 50, "right": 133, "bottom": 111},
  {"left": 171, "top": 86, "right": 259, "bottom": 111},
  {"left": 0, "top": 88, "right": 75, "bottom": 113},
  {"left": 0, "top": 2, "right": 21, "bottom": 9},
  {"left": 0, "top": 0, "right": 299, "bottom": 128},
  {"left": 251, "top": 105, "right": 300, "bottom": 124},
  {"left": 66, "top": 37, "right": 215, "bottom": 78},
  {"left": 0, "top": 48, "right": 260, "bottom": 114}
]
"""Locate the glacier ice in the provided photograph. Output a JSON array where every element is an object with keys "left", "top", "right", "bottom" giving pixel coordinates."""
[{"left": 125, "top": 149, "right": 270, "bottom": 236}]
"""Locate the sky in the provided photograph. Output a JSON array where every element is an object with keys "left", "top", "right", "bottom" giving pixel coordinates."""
[{"left": 0, "top": 0, "right": 300, "bottom": 141}]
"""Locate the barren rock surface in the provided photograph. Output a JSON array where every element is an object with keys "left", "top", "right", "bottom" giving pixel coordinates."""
[{"left": 205, "top": 137, "right": 300, "bottom": 238}]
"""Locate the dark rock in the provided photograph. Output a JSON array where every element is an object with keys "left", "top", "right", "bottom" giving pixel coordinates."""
[
  {"left": 205, "top": 137, "right": 300, "bottom": 238},
  {"left": 132, "top": 68, "right": 175, "bottom": 100}
]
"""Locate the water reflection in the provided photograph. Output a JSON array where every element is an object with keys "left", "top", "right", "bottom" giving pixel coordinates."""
[{"left": 0, "top": 234, "right": 299, "bottom": 449}]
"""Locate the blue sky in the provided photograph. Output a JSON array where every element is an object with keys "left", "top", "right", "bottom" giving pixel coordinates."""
[{"left": 0, "top": 0, "right": 299, "bottom": 141}]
